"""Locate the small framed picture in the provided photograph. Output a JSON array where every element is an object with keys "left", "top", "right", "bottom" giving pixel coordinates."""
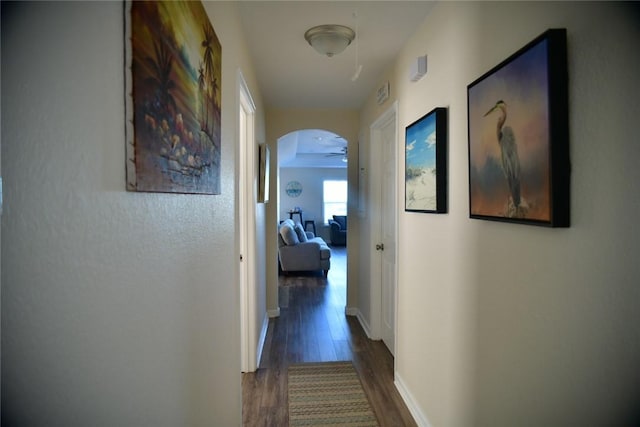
[
  {"left": 405, "top": 107, "right": 448, "bottom": 213},
  {"left": 258, "top": 143, "right": 270, "bottom": 203}
]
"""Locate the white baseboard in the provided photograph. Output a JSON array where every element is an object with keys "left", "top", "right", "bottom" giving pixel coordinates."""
[
  {"left": 255, "top": 314, "right": 269, "bottom": 368},
  {"left": 394, "top": 372, "right": 433, "bottom": 427},
  {"left": 345, "top": 307, "right": 374, "bottom": 339},
  {"left": 267, "top": 307, "right": 280, "bottom": 318},
  {"left": 345, "top": 306, "right": 359, "bottom": 316},
  {"left": 356, "top": 311, "right": 373, "bottom": 339},
  {"left": 347, "top": 307, "right": 431, "bottom": 426}
]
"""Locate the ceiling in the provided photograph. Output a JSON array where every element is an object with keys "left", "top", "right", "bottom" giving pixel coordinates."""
[
  {"left": 236, "top": 1, "right": 436, "bottom": 167},
  {"left": 278, "top": 129, "right": 348, "bottom": 168}
]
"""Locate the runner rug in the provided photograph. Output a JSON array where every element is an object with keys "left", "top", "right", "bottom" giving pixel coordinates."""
[{"left": 288, "top": 361, "right": 379, "bottom": 426}]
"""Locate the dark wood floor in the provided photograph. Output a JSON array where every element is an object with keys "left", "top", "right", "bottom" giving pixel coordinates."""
[{"left": 242, "top": 247, "right": 417, "bottom": 426}]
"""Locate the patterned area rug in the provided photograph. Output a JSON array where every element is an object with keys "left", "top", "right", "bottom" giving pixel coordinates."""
[{"left": 288, "top": 361, "right": 379, "bottom": 426}]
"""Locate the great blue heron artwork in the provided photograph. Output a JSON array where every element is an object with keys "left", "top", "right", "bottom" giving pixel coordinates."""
[
  {"left": 467, "top": 29, "right": 570, "bottom": 227},
  {"left": 483, "top": 100, "right": 523, "bottom": 217}
]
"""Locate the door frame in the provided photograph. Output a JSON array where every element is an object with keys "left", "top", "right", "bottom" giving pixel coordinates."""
[
  {"left": 369, "top": 101, "right": 399, "bottom": 354},
  {"left": 238, "top": 70, "right": 258, "bottom": 373}
]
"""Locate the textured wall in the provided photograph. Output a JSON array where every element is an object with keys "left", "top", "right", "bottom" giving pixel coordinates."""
[
  {"left": 358, "top": 2, "right": 640, "bottom": 426},
  {"left": 1, "top": 2, "right": 263, "bottom": 424}
]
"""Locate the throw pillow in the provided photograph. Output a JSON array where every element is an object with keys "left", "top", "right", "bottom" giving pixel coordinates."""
[
  {"left": 333, "top": 215, "right": 347, "bottom": 229},
  {"left": 282, "top": 218, "right": 295, "bottom": 228},
  {"left": 279, "top": 223, "right": 300, "bottom": 246},
  {"left": 294, "top": 223, "right": 308, "bottom": 242}
]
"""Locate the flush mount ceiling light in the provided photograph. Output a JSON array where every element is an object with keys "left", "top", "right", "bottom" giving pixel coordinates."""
[{"left": 304, "top": 24, "right": 355, "bottom": 57}]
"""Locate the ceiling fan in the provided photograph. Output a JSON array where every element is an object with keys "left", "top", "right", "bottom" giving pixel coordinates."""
[{"left": 325, "top": 146, "right": 348, "bottom": 162}]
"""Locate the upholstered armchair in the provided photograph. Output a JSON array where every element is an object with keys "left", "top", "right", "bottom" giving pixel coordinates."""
[{"left": 328, "top": 215, "right": 347, "bottom": 246}]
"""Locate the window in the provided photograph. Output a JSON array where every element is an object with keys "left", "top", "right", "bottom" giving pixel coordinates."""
[{"left": 323, "top": 180, "right": 347, "bottom": 223}]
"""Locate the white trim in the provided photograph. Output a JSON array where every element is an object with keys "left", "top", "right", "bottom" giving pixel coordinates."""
[
  {"left": 395, "top": 372, "right": 433, "bottom": 427},
  {"left": 267, "top": 308, "right": 281, "bottom": 318},
  {"left": 345, "top": 307, "right": 374, "bottom": 340},
  {"left": 238, "top": 69, "right": 257, "bottom": 373},
  {"left": 344, "top": 307, "right": 374, "bottom": 339},
  {"left": 255, "top": 313, "right": 269, "bottom": 368},
  {"left": 369, "top": 101, "right": 399, "bottom": 349},
  {"left": 356, "top": 310, "right": 373, "bottom": 339},
  {"left": 237, "top": 69, "right": 256, "bottom": 111},
  {"left": 345, "top": 306, "right": 359, "bottom": 316}
]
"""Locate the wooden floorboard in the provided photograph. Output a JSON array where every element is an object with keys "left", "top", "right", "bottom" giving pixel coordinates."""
[{"left": 242, "top": 246, "right": 417, "bottom": 426}]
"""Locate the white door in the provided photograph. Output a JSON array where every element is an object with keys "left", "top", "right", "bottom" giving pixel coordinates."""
[
  {"left": 370, "top": 102, "right": 398, "bottom": 356},
  {"left": 238, "top": 72, "right": 257, "bottom": 372}
]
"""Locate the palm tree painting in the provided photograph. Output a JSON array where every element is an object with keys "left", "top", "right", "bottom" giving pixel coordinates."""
[
  {"left": 125, "top": 1, "right": 222, "bottom": 194},
  {"left": 467, "top": 29, "right": 569, "bottom": 227}
]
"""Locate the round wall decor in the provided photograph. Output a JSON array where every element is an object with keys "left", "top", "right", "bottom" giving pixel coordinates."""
[{"left": 285, "top": 181, "right": 303, "bottom": 197}]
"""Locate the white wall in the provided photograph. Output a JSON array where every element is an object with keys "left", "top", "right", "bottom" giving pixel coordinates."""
[
  {"left": 1, "top": 2, "right": 264, "bottom": 424},
  {"left": 359, "top": 2, "right": 640, "bottom": 426},
  {"left": 279, "top": 167, "right": 347, "bottom": 241}
]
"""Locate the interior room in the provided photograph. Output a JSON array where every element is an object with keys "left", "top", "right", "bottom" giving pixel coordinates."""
[
  {"left": 2, "top": 1, "right": 639, "bottom": 426},
  {"left": 278, "top": 128, "right": 349, "bottom": 244}
]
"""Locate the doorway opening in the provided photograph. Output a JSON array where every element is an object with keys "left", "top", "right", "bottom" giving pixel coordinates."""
[{"left": 276, "top": 129, "right": 348, "bottom": 305}]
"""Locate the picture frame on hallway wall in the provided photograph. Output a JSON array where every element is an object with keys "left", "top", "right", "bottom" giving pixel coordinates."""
[
  {"left": 258, "top": 143, "right": 270, "bottom": 203},
  {"left": 124, "top": 1, "right": 222, "bottom": 194},
  {"left": 467, "top": 29, "right": 569, "bottom": 227},
  {"left": 405, "top": 107, "right": 448, "bottom": 213}
]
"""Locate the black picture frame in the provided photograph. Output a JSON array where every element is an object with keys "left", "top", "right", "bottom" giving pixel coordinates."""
[
  {"left": 405, "top": 107, "right": 448, "bottom": 213},
  {"left": 258, "top": 143, "right": 270, "bottom": 203},
  {"left": 467, "top": 29, "right": 569, "bottom": 227}
]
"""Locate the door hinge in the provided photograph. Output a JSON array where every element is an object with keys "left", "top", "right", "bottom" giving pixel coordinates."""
[{"left": 375, "top": 243, "right": 385, "bottom": 251}]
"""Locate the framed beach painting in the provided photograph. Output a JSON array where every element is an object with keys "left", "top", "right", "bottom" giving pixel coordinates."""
[
  {"left": 125, "top": 0, "right": 222, "bottom": 194},
  {"left": 467, "top": 29, "right": 569, "bottom": 226},
  {"left": 405, "top": 107, "right": 448, "bottom": 213}
]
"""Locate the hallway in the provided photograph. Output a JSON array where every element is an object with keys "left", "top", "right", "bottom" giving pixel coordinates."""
[{"left": 242, "top": 247, "right": 417, "bottom": 426}]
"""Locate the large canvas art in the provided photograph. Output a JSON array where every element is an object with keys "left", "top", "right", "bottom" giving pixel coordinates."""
[
  {"left": 125, "top": 1, "right": 221, "bottom": 194},
  {"left": 467, "top": 29, "right": 569, "bottom": 226}
]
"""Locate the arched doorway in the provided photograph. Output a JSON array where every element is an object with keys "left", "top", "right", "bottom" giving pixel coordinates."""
[{"left": 276, "top": 128, "right": 348, "bottom": 303}]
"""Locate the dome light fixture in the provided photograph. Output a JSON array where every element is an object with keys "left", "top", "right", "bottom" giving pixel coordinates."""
[{"left": 304, "top": 24, "right": 355, "bottom": 58}]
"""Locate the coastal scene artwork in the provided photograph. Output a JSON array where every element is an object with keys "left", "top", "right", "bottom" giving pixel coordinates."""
[
  {"left": 467, "top": 29, "right": 569, "bottom": 226},
  {"left": 125, "top": 1, "right": 221, "bottom": 194},
  {"left": 405, "top": 107, "right": 447, "bottom": 213}
]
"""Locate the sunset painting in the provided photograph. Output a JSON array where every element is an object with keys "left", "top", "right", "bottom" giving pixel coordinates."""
[{"left": 126, "top": 1, "right": 221, "bottom": 194}]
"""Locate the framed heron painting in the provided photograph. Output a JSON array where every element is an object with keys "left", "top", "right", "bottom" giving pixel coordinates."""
[
  {"left": 405, "top": 107, "right": 448, "bottom": 213},
  {"left": 467, "top": 29, "right": 569, "bottom": 227},
  {"left": 125, "top": 0, "right": 222, "bottom": 194}
]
